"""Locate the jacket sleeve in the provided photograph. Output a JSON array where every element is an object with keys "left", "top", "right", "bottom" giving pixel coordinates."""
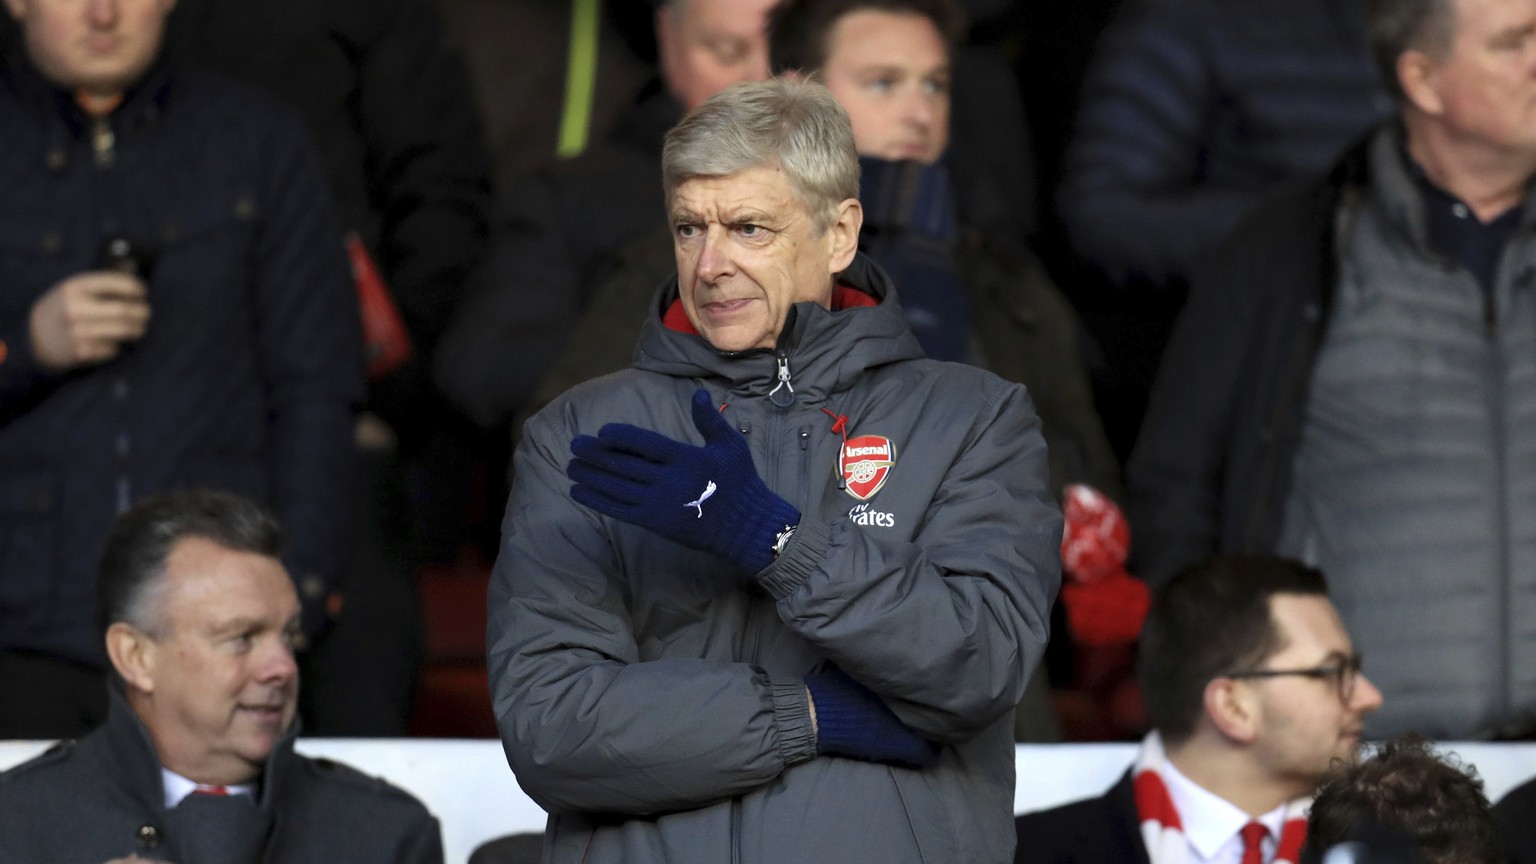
[
  {"left": 487, "top": 403, "right": 818, "bottom": 816},
  {"left": 756, "top": 381, "right": 1061, "bottom": 744},
  {"left": 1125, "top": 239, "right": 1259, "bottom": 585},
  {"left": 0, "top": 314, "right": 62, "bottom": 414},
  {"left": 1059, "top": 0, "right": 1270, "bottom": 288},
  {"left": 398, "top": 813, "right": 445, "bottom": 864},
  {"left": 350, "top": 0, "right": 491, "bottom": 358},
  {"left": 252, "top": 108, "right": 366, "bottom": 629}
]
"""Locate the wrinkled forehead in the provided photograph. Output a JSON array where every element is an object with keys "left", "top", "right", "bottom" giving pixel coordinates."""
[{"left": 669, "top": 163, "right": 813, "bottom": 217}]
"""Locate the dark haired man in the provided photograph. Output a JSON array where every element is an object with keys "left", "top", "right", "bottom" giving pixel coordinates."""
[
  {"left": 1016, "top": 555, "right": 1383, "bottom": 864},
  {"left": 1303, "top": 736, "right": 1503, "bottom": 864},
  {"left": 0, "top": 490, "right": 442, "bottom": 864}
]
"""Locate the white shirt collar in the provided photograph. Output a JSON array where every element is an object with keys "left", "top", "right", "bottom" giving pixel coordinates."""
[
  {"left": 161, "top": 767, "right": 257, "bottom": 808},
  {"left": 1162, "top": 757, "right": 1287, "bottom": 864}
]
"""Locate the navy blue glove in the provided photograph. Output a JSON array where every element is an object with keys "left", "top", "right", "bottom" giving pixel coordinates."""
[
  {"left": 806, "top": 666, "right": 939, "bottom": 768},
  {"left": 568, "top": 388, "right": 800, "bottom": 574}
]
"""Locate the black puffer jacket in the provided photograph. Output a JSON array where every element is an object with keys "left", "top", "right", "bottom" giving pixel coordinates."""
[
  {"left": 0, "top": 50, "right": 363, "bottom": 663},
  {"left": 1060, "top": 0, "right": 1388, "bottom": 290}
]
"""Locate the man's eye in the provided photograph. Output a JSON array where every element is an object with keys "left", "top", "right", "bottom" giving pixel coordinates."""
[
  {"left": 230, "top": 632, "right": 254, "bottom": 652},
  {"left": 706, "top": 37, "right": 748, "bottom": 65},
  {"left": 866, "top": 77, "right": 895, "bottom": 94},
  {"left": 676, "top": 224, "right": 699, "bottom": 238},
  {"left": 739, "top": 224, "right": 761, "bottom": 236},
  {"left": 924, "top": 77, "right": 950, "bottom": 95}
]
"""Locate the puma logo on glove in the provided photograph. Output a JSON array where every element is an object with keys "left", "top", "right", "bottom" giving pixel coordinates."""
[
  {"left": 567, "top": 388, "right": 800, "bottom": 575},
  {"left": 686, "top": 481, "right": 717, "bottom": 518}
]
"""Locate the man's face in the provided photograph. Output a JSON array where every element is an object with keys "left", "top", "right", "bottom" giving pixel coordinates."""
[
  {"left": 655, "top": 0, "right": 775, "bottom": 111},
  {"left": 1418, "top": 0, "right": 1536, "bottom": 157},
  {"left": 820, "top": 10, "right": 950, "bottom": 164},
  {"left": 671, "top": 165, "right": 858, "bottom": 352},
  {"left": 2, "top": 0, "right": 176, "bottom": 99},
  {"left": 1246, "top": 594, "right": 1384, "bottom": 794},
  {"left": 135, "top": 537, "right": 300, "bottom": 785}
]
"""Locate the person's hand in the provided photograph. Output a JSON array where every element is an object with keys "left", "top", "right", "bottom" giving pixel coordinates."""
[
  {"left": 29, "top": 271, "right": 151, "bottom": 371},
  {"left": 805, "top": 666, "right": 938, "bottom": 768},
  {"left": 568, "top": 388, "right": 800, "bottom": 575}
]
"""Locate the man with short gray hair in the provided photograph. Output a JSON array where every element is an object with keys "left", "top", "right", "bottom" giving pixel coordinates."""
[
  {"left": 1130, "top": 0, "right": 1536, "bottom": 738},
  {"left": 488, "top": 78, "right": 1060, "bottom": 864}
]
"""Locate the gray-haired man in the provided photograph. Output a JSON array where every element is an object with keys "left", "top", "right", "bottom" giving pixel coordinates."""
[{"left": 487, "top": 78, "right": 1061, "bottom": 864}]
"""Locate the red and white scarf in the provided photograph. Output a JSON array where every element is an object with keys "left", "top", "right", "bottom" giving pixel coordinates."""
[{"left": 1132, "top": 732, "right": 1309, "bottom": 864}]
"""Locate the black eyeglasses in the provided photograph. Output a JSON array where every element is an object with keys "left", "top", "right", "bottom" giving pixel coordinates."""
[{"left": 1226, "top": 653, "right": 1364, "bottom": 703}]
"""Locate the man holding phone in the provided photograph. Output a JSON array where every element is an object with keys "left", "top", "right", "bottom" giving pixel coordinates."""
[{"left": 0, "top": 0, "right": 363, "bottom": 739}]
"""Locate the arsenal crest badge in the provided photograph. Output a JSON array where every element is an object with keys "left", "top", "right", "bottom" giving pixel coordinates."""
[{"left": 840, "top": 434, "right": 896, "bottom": 500}]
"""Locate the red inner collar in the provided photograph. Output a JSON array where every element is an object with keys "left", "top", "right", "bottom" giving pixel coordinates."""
[{"left": 663, "top": 282, "right": 878, "bottom": 335}]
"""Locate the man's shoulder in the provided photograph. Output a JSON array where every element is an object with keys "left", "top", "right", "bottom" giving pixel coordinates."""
[
  {"left": 1015, "top": 787, "right": 1128, "bottom": 829},
  {"left": 529, "top": 368, "right": 679, "bottom": 433},
  {"left": 0, "top": 736, "right": 116, "bottom": 822},
  {"left": 0, "top": 739, "right": 83, "bottom": 791},
  {"left": 282, "top": 751, "right": 437, "bottom": 823},
  {"left": 877, "top": 355, "right": 1027, "bottom": 412},
  {"left": 164, "top": 66, "right": 317, "bottom": 151},
  {"left": 1015, "top": 774, "right": 1147, "bottom": 864}
]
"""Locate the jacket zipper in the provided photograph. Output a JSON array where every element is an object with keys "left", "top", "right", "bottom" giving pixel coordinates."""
[
  {"left": 768, "top": 352, "right": 794, "bottom": 408},
  {"left": 92, "top": 114, "right": 133, "bottom": 512},
  {"left": 1487, "top": 291, "right": 1511, "bottom": 726}
]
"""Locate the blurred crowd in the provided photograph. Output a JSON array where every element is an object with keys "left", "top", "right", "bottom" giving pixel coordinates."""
[
  {"left": 1, "top": 0, "right": 1535, "bottom": 762},
  {"left": 10, "top": 0, "right": 1536, "bottom": 861}
]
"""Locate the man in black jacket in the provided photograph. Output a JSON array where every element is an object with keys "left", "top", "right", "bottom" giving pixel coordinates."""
[
  {"left": 0, "top": 0, "right": 362, "bottom": 739},
  {"left": 0, "top": 491, "right": 442, "bottom": 864}
]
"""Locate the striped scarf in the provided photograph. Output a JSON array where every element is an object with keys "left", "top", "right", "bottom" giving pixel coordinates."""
[{"left": 1132, "top": 732, "right": 1309, "bottom": 864}]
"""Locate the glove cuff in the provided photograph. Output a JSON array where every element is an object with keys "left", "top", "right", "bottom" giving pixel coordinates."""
[
  {"left": 806, "top": 670, "right": 905, "bottom": 757},
  {"left": 736, "top": 492, "right": 800, "bottom": 574}
]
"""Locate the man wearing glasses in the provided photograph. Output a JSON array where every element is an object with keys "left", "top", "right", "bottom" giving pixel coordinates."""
[{"left": 1015, "top": 555, "right": 1383, "bottom": 864}]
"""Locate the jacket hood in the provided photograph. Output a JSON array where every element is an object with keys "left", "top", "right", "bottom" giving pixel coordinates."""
[{"left": 631, "top": 252, "right": 925, "bottom": 404}]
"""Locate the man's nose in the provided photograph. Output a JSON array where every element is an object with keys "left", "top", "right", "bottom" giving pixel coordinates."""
[
  {"left": 1351, "top": 672, "right": 1385, "bottom": 713},
  {"left": 257, "top": 636, "right": 300, "bottom": 685},
  {"left": 694, "top": 228, "right": 732, "bottom": 282},
  {"left": 903, "top": 91, "right": 939, "bottom": 131},
  {"left": 86, "top": 0, "right": 120, "bottom": 27}
]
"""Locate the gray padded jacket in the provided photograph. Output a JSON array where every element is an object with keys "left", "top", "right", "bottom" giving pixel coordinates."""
[{"left": 487, "top": 254, "right": 1060, "bottom": 864}]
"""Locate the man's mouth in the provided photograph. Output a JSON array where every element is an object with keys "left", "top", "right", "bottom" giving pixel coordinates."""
[
  {"left": 238, "top": 703, "right": 287, "bottom": 722},
  {"left": 704, "top": 298, "right": 754, "bottom": 315}
]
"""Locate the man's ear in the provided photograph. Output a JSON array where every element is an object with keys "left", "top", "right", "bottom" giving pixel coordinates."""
[
  {"left": 1, "top": 0, "right": 27, "bottom": 22},
  {"left": 826, "top": 198, "right": 863, "bottom": 274},
  {"left": 106, "top": 622, "right": 158, "bottom": 695},
  {"left": 1203, "top": 677, "right": 1261, "bottom": 745},
  {"left": 1398, "top": 48, "right": 1445, "bottom": 116}
]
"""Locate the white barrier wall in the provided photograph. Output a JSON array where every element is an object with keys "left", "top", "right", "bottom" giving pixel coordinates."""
[{"left": 4, "top": 740, "right": 1534, "bottom": 864}]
